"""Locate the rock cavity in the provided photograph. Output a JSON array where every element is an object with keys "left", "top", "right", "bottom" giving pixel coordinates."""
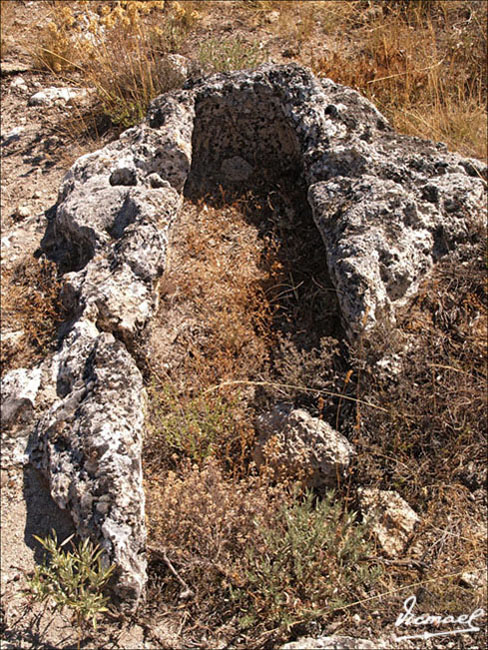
[{"left": 2, "top": 63, "right": 485, "bottom": 610}]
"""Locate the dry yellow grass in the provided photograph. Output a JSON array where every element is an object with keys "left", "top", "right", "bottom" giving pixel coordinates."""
[
  {"left": 2, "top": 2, "right": 486, "bottom": 646},
  {"left": 1, "top": 258, "right": 66, "bottom": 374},
  {"left": 0, "top": 0, "right": 16, "bottom": 57},
  {"left": 310, "top": 0, "right": 487, "bottom": 158},
  {"left": 26, "top": 0, "right": 486, "bottom": 158}
]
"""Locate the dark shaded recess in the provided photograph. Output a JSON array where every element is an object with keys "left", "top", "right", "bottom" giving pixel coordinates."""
[
  {"left": 40, "top": 194, "right": 139, "bottom": 275},
  {"left": 185, "top": 87, "right": 302, "bottom": 196},
  {"left": 185, "top": 88, "right": 344, "bottom": 347},
  {"left": 183, "top": 88, "right": 349, "bottom": 419},
  {"left": 107, "top": 194, "right": 139, "bottom": 239},
  {"left": 39, "top": 209, "right": 96, "bottom": 275}
]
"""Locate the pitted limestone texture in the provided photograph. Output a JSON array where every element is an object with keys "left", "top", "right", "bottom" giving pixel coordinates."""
[
  {"left": 30, "top": 320, "right": 147, "bottom": 606},
  {"left": 254, "top": 405, "right": 355, "bottom": 488},
  {"left": 45, "top": 63, "right": 486, "bottom": 342},
  {"left": 2, "top": 63, "right": 483, "bottom": 613}
]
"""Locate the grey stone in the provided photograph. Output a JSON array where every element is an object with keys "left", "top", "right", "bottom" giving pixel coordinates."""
[
  {"left": 1, "top": 367, "right": 42, "bottom": 407},
  {"left": 220, "top": 156, "right": 254, "bottom": 182},
  {"left": 358, "top": 488, "right": 420, "bottom": 558},
  {"left": 28, "top": 87, "right": 88, "bottom": 107},
  {"left": 47, "top": 62, "right": 486, "bottom": 341},
  {"left": 11, "top": 75, "right": 28, "bottom": 90},
  {"left": 459, "top": 570, "right": 487, "bottom": 591},
  {"left": 254, "top": 405, "right": 354, "bottom": 487},
  {"left": 3, "top": 63, "right": 483, "bottom": 614},
  {"left": 2, "top": 126, "right": 25, "bottom": 146},
  {"left": 166, "top": 53, "right": 190, "bottom": 81},
  {"left": 14, "top": 205, "right": 30, "bottom": 219},
  {"left": 1, "top": 367, "right": 43, "bottom": 465},
  {"left": 29, "top": 320, "right": 147, "bottom": 607},
  {"left": 1, "top": 397, "right": 33, "bottom": 433}
]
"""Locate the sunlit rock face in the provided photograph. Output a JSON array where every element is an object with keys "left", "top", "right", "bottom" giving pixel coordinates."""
[{"left": 3, "top": 63, "right": 484, "bottom": 611}]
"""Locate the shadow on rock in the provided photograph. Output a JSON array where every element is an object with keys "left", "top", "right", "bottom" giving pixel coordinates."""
[{"left": 23, "top": 464, "right": 75, "bottom": 564}]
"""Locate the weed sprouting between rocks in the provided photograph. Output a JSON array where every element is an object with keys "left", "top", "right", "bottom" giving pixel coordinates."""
[{"left": 26, "top": 530, "right": 115, "bottom": 650}]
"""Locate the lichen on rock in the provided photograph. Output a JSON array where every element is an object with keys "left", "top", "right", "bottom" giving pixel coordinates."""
[{"left": 2, "top": 62, "right": 485, "bottom": 612}]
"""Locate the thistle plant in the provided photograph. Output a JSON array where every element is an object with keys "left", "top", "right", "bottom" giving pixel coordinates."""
[{"left": 26, "top": 530, "right": 115, "bottom": 649}]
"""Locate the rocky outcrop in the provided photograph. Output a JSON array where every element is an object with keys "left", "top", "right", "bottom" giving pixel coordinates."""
[
  {"left": 1, "top": 324, "right": 147, "bottom": 607},
  {"left": 41, "top": 61, "right": 486, "bottom": 345},
  {"left": 254, "top": 404, "right": 354, "bottom": 487},
  {"left": 2, "top": 63, "right": 485, "bottom": 611},
  {"left": 182, "top": 64, "right": 486, "bottom": 337},
  {"left": 30, "top": 321, "right": 147, "bottom": 604}
]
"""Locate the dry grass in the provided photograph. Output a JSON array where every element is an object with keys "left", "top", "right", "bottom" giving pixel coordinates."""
[
  {"left": 353, "top": 235, "right": 487, "bottom": 497},
  {"left": 144, "top": 196, "right": 275, "bottom": 476},
  {"left": 2, "top": 1, "right": 486, "bottom": 646},
  {"left": 348, "top": 232, "right": 487, "bottom": 622},
  {"left": 144, "top": 180, "right": 345, "bottom": 477},
  {"left": 310, "top": 0, "right": 487, "bottom": 158},
  {"left": 0, "top": 257, "right": 66, "bottom": 375},
  {"left": 145, "top": 460, "right": 380, "bottom": 646},
  {"left": 0, "top": 0, "right": 16, "bottom": 58},
  {"left": 26, "top": 1, "right": 487, "bottom": 157},
  {"left": 143, "top": 187, "right": 366, "bottom": 643},
  {"left": 32, "top": 1, "right": 191, "bottom": 127},
  {"left": 142, "top": 190, "right": 486, "bottom": 645}
]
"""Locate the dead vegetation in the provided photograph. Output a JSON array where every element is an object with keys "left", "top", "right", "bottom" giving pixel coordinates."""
[
  {"left": 145, "top": 461, "right": 380, "bottom": 646},
  {"left": 0, "top": 257, "right": 66, "bottom": 374},
  {"left": 142, "top": 185, "right": 369, "bottom": 644},
  {"left": 310, "top": 0, "right": 487, "bottom": 159},
  {"left": 142, "top": 176, "right": 487, "bottom": 645},
  {"left": 348, "top": 232, "right": 488, "bottom": 628},
  {"left": 13, "top": 0, "right": 486, "bottom": 158},
  {"left": 1, "top": 1, "right": 487, "bottom": 648}
]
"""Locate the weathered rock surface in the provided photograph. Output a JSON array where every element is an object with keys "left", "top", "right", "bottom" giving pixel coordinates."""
[
  {"left": 2, "top": 62, "right": 485, "bottom": 612},
  {"left": 185, "top": 64, "right": 486, "bottom": 337},
  {"left": 42, "top": 62, "right": 487, "bottom": 343},
  {"left": 28, "top": 87, "right": 89, "bottom": 107},
  {"left": 29, "top": 320, "right": 147, "bottom": 605},
  {"left": 282, "top": 635, "right": 409, "bottom": 649},
  {"left": 1, "top": 367, "right": 41, "bottom": 432},
  {"left": 254, "top": 405, "right": 354, "bottom": 487},
  {"left": 358, "top": 488, "right": 420, "bottom": 558},
  {"left": 307, "top": 82, "right": 486, "bottom": 337}
]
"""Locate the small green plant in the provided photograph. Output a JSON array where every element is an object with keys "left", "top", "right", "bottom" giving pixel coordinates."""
[
  {"left": 148, "top": 381, "right": 243, "bottom": 464},
  {"left": 26, "top": 530, "right": 115, "bottom": 649},
  {"left": 231, "top": 489, "right": 382, "bottom": 630}
]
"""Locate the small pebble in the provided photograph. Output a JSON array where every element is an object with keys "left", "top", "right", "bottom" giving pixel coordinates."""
[
  {"left": 11, "top": 76, "right": 27, "bottom": 90},
  {"left": 2, "top": 127, "right": 24, "bottom": 145},
  {"left": 14, "top": 205, "right": 30, "bottom": 219}
]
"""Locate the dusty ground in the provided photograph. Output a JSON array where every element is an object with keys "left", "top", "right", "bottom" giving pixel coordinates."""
[
  {"left": 0, "top": 3, "right": 144, "bottom": 647},
  {"left": 1, "top": 2, "right": 486, "bottom": 649}
]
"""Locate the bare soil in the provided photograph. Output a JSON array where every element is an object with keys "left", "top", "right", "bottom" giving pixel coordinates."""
[{"left": 1, "top": 2, "right": 486, "bottom": 649}]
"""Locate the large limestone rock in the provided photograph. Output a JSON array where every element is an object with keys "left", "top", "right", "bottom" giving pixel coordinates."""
[
  {"left": 2, "top": 63, "right": 485, "bottom": 611},
  {"left": 43, "top": 62, "right": 486, "bottom": 342},
  {"left": 1, "top": 323, "right": 147, "bottom": 608},
  {"left": 254, "top": 405, "right": 354, "bottom": 487},
  {"left": 29, "top": 320, "right": 147, "bottom": 605}
]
